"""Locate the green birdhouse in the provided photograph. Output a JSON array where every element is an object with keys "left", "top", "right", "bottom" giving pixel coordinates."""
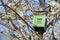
[{"left": 33, "top": 11, "right": 47, "bottom": 31}]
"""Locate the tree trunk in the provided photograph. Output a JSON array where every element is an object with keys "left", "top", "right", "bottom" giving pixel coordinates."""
[{"left": 39, "top": 0, "right": 45, "bottom": 10}]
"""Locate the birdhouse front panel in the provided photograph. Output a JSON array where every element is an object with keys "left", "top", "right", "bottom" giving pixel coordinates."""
[{"left": 34, "top": 14, "right": 45, "bottom": 27}]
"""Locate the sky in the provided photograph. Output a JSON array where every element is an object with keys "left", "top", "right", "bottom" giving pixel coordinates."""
[
  {"left": 45, "top": 0, "right": 50, "bottom": 3},
  {"left": 0, "top": 0, "right": 8, "bottom": 14}
]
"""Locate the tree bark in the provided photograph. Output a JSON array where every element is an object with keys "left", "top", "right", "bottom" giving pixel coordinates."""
[{"left": 39, "top": 0, "right": 45, "bottom": 10}]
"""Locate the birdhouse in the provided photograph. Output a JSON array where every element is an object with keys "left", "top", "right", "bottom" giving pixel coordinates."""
[{"left": 33, "top": 11, "right": 47, "bottom": 31}]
